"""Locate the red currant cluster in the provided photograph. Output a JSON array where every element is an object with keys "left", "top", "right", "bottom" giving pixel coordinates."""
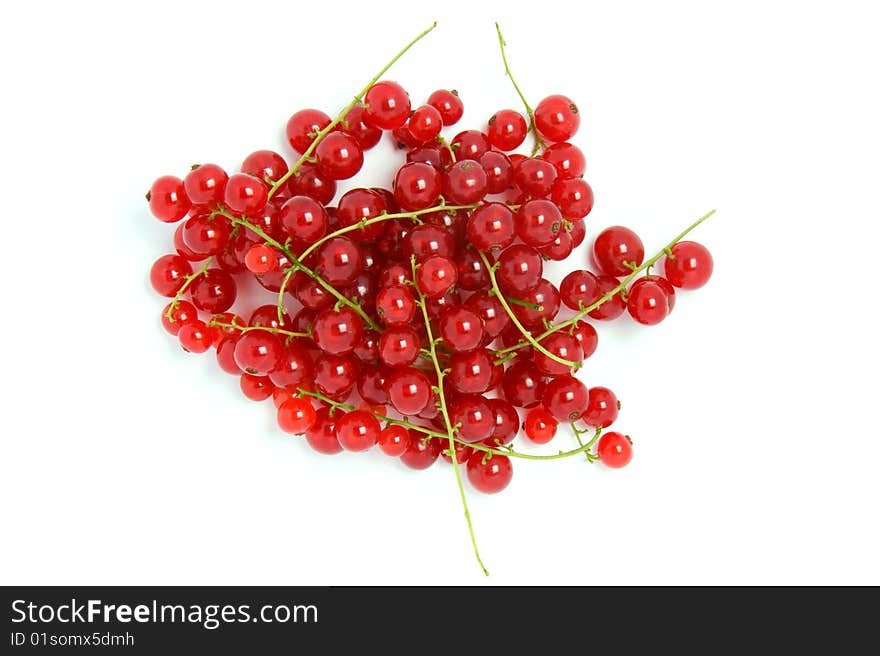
[{"left": 146, "top": 23, "right": 714, "bottom": 573}]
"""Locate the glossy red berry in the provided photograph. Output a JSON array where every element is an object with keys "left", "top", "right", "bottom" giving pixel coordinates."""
[
  {"left": 148, "top": 175, "right": 190, "bottom": 223},
  {"left": 582, "top": 386, "right": 619, "bottom": 428},
  {"left": 427, "top": 89, "right": 464, "bottom": 126},
  {"left": 334, "top": 410, "right": 380, "bottom": 452},
  {"left": 240, "top": 373, "right": 275, "bottom": 401},
  {"left": 588, "top": 275, "right": 627, "bottom": 320},
  {"left": 451, "top": 130, "right": 490, "bottom": 160},
  {"left": 150, "top": 254, "right": 192, "bottom": 297},
  {"left": 378, "top": 425, "right": 411, "bottom": 457},
  {"left": 233, "top": 331, "right": 283, "bottom": 375},
  {"left": 532, "top": 332, "right": 582, "bottom": 377},
  {"left": 190, "top": 268, "right": 237, "bottom": 313},
  {"left": 393, "top": 162, "right": 441, "bottom": 211},
  {"left": 305, "top": 407, "right": 344, "bottom": 455},
  {"left": 245, "top": 243, "right": 278, "bottom": 274},
  {"left": 479, "top": 151, "right": 514, "bottom": 194},
  {"left": 542, "top": 375, "right": 588, "bottom": 421},
  {"left": 313, "top": 307, "right": 365, "bottom": 356},
  {"left": 314, "top": 353, "right": 359, "bottom": 398},
  {"left": 408, "top": 104, "right": 443, "bottom": 143},
  {"left": 571, "top": 320, "right": 599, "bottom": 359},
  {"left": 216, "top": 337, "right": 242, "bottom": 374},
  {"left": 496, "top": 244, "right": 543, "bottom": 294},
  {"left": 448, "top": 348, "right": 494, "bottom": 394},
  {"left": 286, "top": 108, "right": 331, "bottom": 153},
  {"left": 456, "top": 247, "right": 490, "bottom": 291},
  {"left": 315, "top": 237, "right": 363, "bottom": 286},
  {"left": 560, "top": 270, "right": 600, "bottom": 311},
  {"left": 184, "top": 164, "right": 228, "bottom": 207},
  {"left": 593, "top": 226, "right": 645, "bottom": 277},
  {"left": 181, "top": 214, "right": 231, "bottom": 258},
  {"left": 337, "top": 188, "right": 387, "bottom": 241},
  {"left": 287, "top": 162, "right": 336, "bottom": 205},
  {"left": 551, "top": 178, "right": 594, "bottom": 218},
  {"left": 450, "top": 395, "right": 494, "bottom": 443},
  {"left": 268, "top": 342, "right": 314, "bottom": 389},
  {"left": 627, "top": 278, "right": 670, "bottom": 325},
  {"left": 439, "top": 306, "right": 484, "bottom": 352},
  {"left": 486, "top": 398, "right": 520, "bottom": 446},
  {"left": 378, "top": 325, "right": 421, "bottom": 368},
  {"left": 224, "top": 173, "right": 268, "bottom": 217},
  {"left": 524, "top": 407, "right": 558, "bottom": 444},
  {"left": 487, "top": 109, "right": 527, "bottom": 151},
  {"left": 511, "top": 278, "right": 560, "bottom": 330},
  {"left": 241, "top": 149, "right": 288, "bottom": 184},
  {"left": 541, "top": 142, "right": 586, "bottom": 179},
  {"left": 363, "top": 81, "right": 411, "bottom": 130},
  {"left": 400, "top": 432, "right": 441, "bottom": 469},
  {"left": 663, "top": 241, "right": 714, "bottom": 289},
  {"left": 277, "top": 397, "right": 317, "bottom": 434},
  {"left": 416, "top": 255, "right": 458, "bottom": 298},
  {"left": 405, "top": 223, "right": 454, "bottom": 261},
  {"left": 466, "top": 202, "right": 515, "bottom": 251},
  {"left": 534, "top": 94, "right": 580, "bottom": 143},
  {"left": 501, "top": 360, "right": 546, "bottom": 408},
  {"left": 514, "top": 158, "right": 558, "bottom": 198},
  {"left": 178, "top": 320, "right": 216, "bottom": 354},
  {"left": 466, "top": 452, "right": 512, "bottom": 494},
  {"left": 376, "top": 284, "right": 416, "bottom": 325},
  {"left": 386, "top": 367, "right": 431, "bottom": 415},
  {"left": 443, "top": 159, "right": 488, "bottom": 204},
  {"left": 280, "top": 195, "right": 328, "bottom": 243},
  {"left": 464, "top": 290, "right": 510, "bottom": 339},
  {"left": 597, "top": 431, "right": 633, "bottom": 468},
  {"left": 161, "top": 300, "right": 198, "bottom": 336},
  {"left": 315, "top": 132, "right": 363, "bottom": 180},
  {"left": 341, "top": 105, "right": 382, "bottom": 150},
  {"left": 514, "top": 200, "right": 563, "bottom": 247}
]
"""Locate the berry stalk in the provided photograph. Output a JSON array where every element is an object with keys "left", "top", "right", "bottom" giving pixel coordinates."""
[
  {"left": 268, "top": 22, "right": 439, "bottom": 200},
  {"left": 495, "top": 23, "right": 545, "bottom": 156},
  {"left": 164, "top": 256, "right": 214, "bottom": 320}
]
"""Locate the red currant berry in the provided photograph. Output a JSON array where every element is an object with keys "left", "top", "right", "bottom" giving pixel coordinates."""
[
  {"left": 523, "top": 407, "right": 558, "bottom": 444},
  {"left": 315, "top": 131, "right": 363, "bottom": 180},
  {"left": 582, "top": 386, "right": 619, "bottom": 428},
  {"left": 501, "top": 360, "right": 546, "bottom": 408},
  {"left": 479, "top": 150, "right": 514, "bottom": 194},
  {"left": 313, "top": 307, "right": 365, "bottom": 356},
  {"left": 387, "top": 367, "right": 431, "bottom": 415},
  {"left": 314, "top": 236, "right": 363, "bottom": 286},
  {"left": 376, "top": 284, "right": 416, "bottom": 325},
  {"left": 400, "top": 432, "right": 442, "bottom": 469},
  {"left": 378, "top": 325, "right": 421, "bottom": 368},
  {"left": 244, "top": 243, "right": 278, "bottom": 275},
  {"left": 465, "top": 290, "right": 510, "bottom": 339},
  {"left": 511, "top": 278, "right": 561, "bottom": 330},
  {"left": 405, "top": 223, "right": 455, "bottom": 262},
  {"left": 268, "top": 342, "right": 314, "bottom": 389},
  {"left": 189, "top": 268, "right": 237, "bottom": 313},
  {"left": 173, "top": 223, "right": 205, "bottom": 261},
  {"left": 314, "top": 353, "right": 359, "bottom": 398},
  {"left": 487, "top": 109, "right": 527, "bottom": 151},
  {"left": 357, "top": 363, "right": 389, "bottom": 404},
  {"left": 496, "top": 244, "right": 543, "bottom": 294},
  {"left": 551, "top": 178, "right": 594, "bottom": 218},
  {"left": 416, "top": 255, "right": 458, "bottom": 298},
  {"left": 161, "top": 300, "right": 198, "bottom": 336},
  {"left": 539, "top": 231, "right": 574, "bottom": 261},
  {"left": 287, "top": 162, "right": 336, "bottom": 205},
  {"left": 560, "top": 270, "right": 600, "bottom": 311},
  {"left": 224, "top": 173, "right": 268, "bottom": 217},
  {"left": 334, "top": 409, "right": 380, "bottom": 452},
  {"left": 341, "top": 104, "right": 382, "bottom": 150},
  {"left": 514, "top": 158, "right": 558, "bottom": 198},
  {"left": 427, "top": 89, "right": 464, "bottom": 126},
  {"left": 571, "top": 320, "right": 599, "bottom": 359},
  {"left": 408, "top": 104, "right": 443, "bottom": 143},
  {"left": 443, "top": 159, "right": 488, "bottom": 205},
  {"left": 407, "top": 146, "right": 441, "bottom": 168},
  {"left": 439, "top": 306, "right": 484, "bottom": 352},
  {"left": 534, "top": 94, "right": 580, "bottom": 143},
  {"left": 233, "top": 331, "right": 283, "bottom": 375},
  {"left": 378, "top": 424, "right": 411, "bottom": 457},
  {"left": 240, "top": 373, "right": 275, "bottom": 401},
  {"left": 393, "top": 162, "right": 441, "bottom": 211},
  {"left": 449, "top": 395, "right": 494, "bottom": 443},
  {"left": 663, "top": 241, "right": 714, "bottom": 290},
  {"left": 466, "top": 452, "right": 512, "bottom": 494},
  {"left": 184, "top": 164, "right": 228, "bottom": 207},
  {"left": 181, "top": 214, "right": 231, "bottom": 258},
  {"left": 456, "top": 246, "right": 490, "bottom": 291},
  {"left": 593, "top": 226, "right": 645, "bottom": 277},
  {"left": 216, "top": 337, "right": 242, "bottom": 374},
  {"left": 451, "top": 130, "right": 490, "bottom": 160},
  {"left": 280, "top": 195, "right": 329, "bottom": 243},
  {"left": 569, "top": 217, "right": 586, "bottom": 247},
  {"left": 597, "top": 431, "right": 633, "bottom": 468},
  {"left": 286, "top": 108, "right": 331, "bottom": 153},
  {"left": 588, "top": 275, "right": 627, "bottom": 320},
  {"left": 150, "top": 254, "right": 192, "bottom": 297},
  {"left": 541, "top": 142, "right": 586, "bottom": 179},
  {"left": 448, "top": 348, "right": 494, "bottom": 394},
  {"left": 337, "top": 188, "right": 387, "bottom": 241},
  {"left": 515, "top": 199, "right": 563, "bottom": 247},
  {"left": 147, "top": 175, "right": 190, "bottom": 223},
  {"left": 486, "top": 398, "right": 520, "bottom": 446},
  {"left": 363, "top": 80, "right": 411, "bottom": 130},
  {"left": 295, "top": 275, "right": 333, "bottom": 310},
  {"left": 626, "top": 278, "right": 670, "bottom": 325},
  {"left": 542, "top": 375, "right": 588, "bottom": 421},
  {"left": 532, "top": 332, "right": 582, "bottom": 377},
  {"left": 466, "top": 202, "right": 515, "bottom": 251},
  {"left": 277, "top": 397, "right": 317, "bottom": 434},
  {"left": 178, "top": 320, "right": 216, "bottom": 354},
  {"left": 305, "top": 407, "right": 344, "bottom": 455},
  {"left": 241, "top": 149, "right": 288, "bottom": 184}
]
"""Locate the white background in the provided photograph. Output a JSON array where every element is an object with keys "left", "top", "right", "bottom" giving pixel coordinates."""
[{"left": 1, "top": 0, "right": 878, "bottom": 585}]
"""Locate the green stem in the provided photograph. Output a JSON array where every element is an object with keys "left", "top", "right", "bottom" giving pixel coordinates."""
[
  {"left": 164, "top": 256, "right": 214, "bottom": 320},
  {"left": 488, "top": 289, "right": 543, "bottom": 311},
  {"left": 215, "top": 208, "right": 381, "bottom": 333},
  {"left": 571, "top": 423, "right": 602, "bottom": 463},
  {"left": 268, "top": 22, "right": 438, "bottom": 200},
  {"left": 208, "top": 318, "right": 308, "bottom": 341},
  {"left": 494, "top": 23, "right": 546, "bottom": 156},
  {"left": 276, "top": 266, "right": 297, "bottom": 324},
  {"left": 412, "top": 255, "right": 488, "bottom": 576},
  {"left": 477, "top": 250, "right": 579, "bottom": 370},
  {"left": 494, "top": 209, "right": 718, "bottom": 358},
  {"left": 437, "top": 135, "right": 457, "bottom": 163}
]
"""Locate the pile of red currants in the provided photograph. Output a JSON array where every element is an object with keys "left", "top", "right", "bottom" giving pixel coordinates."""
[{"left": 146, "top": 23, "right": 714, "bottom": 572}]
